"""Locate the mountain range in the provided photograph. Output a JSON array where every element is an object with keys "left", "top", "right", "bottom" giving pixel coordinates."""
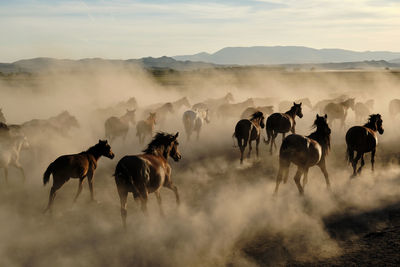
[
  {"left": 173, "top": 46, "right": 400, "bottom": 65},
  {"left": 1, "top": 46, "right": 400, "bottom": 74}
]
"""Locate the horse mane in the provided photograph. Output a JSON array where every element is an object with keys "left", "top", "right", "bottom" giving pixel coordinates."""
[
  {"left": 143, "top": 132, "right": 175, "bottom": 155},
  {"left": 308, "top": 118, "right": 331, "bottom": 156},
  {"left": 250, "top": 111, "right": 263, "bottom": 121},
  {"left": 363, "top": 114, "right": 381, "bottom": 130},
  {"left": 285, "top": 105, "right": 297, "bottom": 115},
  {"left": 85, "top": 141, "right": 107, "bottom": 157}
]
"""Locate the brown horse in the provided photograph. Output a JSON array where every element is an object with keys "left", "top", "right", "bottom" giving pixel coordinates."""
[
  {"left": 43, "top": 140, "right": 115, "bottom": 213},
  {"left": 323, "top": 98, "right": 355, "bottom": 129},
  {"left": 136, "top": 113, "right": 157, "bottom": 144},
  {"left": 104, "top": 109, "right": 136, "bottom": 142},
  {"left": 265, "top": 102, "right": 303, "bottom": 154},
  {"left": 234, "top": 111, "right": 265, "bottom": 164},
  {"left": 346, "top": 114, "right": 384, "bottom": 177},
  {"left": 274, "top": 114, "right": 331, "bottom": 195},
  {"left": 114, "top": 132, "right": 181, "bottom": 228}
]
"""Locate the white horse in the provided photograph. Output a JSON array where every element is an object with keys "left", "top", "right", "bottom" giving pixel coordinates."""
[
  {"left": 0, "top": 135, "right": 29, "bottom": 183},
  {"left": 182, "top": 109, "right": 210, "bottom": 141}
]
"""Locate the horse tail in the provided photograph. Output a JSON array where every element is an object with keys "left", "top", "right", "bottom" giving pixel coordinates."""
[
  {"left": 346, "top": 146, "right": 353, "bottom": 165},
  {"left": 114, "top": 157, "right": 145, "bottom": 199},
  {"left": 264, "top": 117, "right": 273, "bottom": 144},
  {"left": 43, "top": 162, "right": 54, "bottom": 185}
]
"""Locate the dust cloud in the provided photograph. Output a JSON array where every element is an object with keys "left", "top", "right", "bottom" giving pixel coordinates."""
[{"left": 0, "top": 66, "right": 400, "bottom": 266}]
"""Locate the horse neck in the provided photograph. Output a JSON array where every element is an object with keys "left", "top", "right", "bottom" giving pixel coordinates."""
[
  {"left": 86, "top": 147, "right": 102, "bottom": 161},
  {"left": 250, "top": 117, "right": 261, "bottom": 128},
  {"left": 285, "top": 109, "right": 296, "bottom": 119},
  {"left": 308, "top": 130, "right": 330, "bottom": 156},
  {"left": 146, "top": 117, "right": 156, "bottom": 126},
  {"left": 150, "top": 146, "right": 169, "bottom": 161},
  {"left": 120, "top": 113, "right": 131, "bottom": 123},
  {"left": 364, "top": 121, "right": 377, "bottom": 131}
]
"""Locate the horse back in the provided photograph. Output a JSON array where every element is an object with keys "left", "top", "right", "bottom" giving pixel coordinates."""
[
  {"left": 51, "top": 153, "right": 92, "bottom": 178},
  {"left": 267, "top": 113, "right": 292, "bottom": 133},
  {"left": 280, "top": 134, "right": 321, "bottom": 167}
]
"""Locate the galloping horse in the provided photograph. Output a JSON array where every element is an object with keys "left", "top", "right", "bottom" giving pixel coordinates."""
[
  {"left": 323, "top": 98, "right": 355, "bottom": 129},
  {"left": 114, "top": 132, "right": 181, "bottom": 228},
  {"left": 0, "top": 134, "right": 29, "bottom": 183},
  {"left": 182, "top": 109, "right": 210, "bottom": 141},
  {"left": 274, "top": 114, "right": 331, "bottom": 195},
  {"left": 389, "top": 99, "right": 400, "bottom": 118},
  {"left": 234, "top": 111, "right": 265, "bottom": 164},
  {"left": 265, "top": 102, "right": 303, "bottom": 154},
  {"left": 136, "top": 113, "right": 157, "bottom": 144},
  {"left": 346, "top": 114, "right": 384, "bottom": 177},
  {"left": 43, "top": 140, "right": 115, "bottom": 213},
  {"left": 104, "top": 109, "right": 136, "bottom": 142}
]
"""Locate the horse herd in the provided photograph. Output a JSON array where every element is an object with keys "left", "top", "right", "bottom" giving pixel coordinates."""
[{"left": 0, "top": 94, "right": 397, "bottom": 228}]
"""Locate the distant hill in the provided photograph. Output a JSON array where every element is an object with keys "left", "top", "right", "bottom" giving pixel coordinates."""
[
  {"left": 173, "top": 46, "right": 400, "bottom": 65},
  {"left": 0, "top": 56, "right": 218, "bottom": 74}
]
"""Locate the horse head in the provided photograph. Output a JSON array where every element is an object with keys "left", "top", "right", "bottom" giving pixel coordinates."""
[
  {"left": 169, "top": 132, "right": 182, "bottom": 162},
  {"left": 98, "top": 139, "right": 115, "bottom": 159},
  {"left": 125, "top": 109, "right": 136, "bottom": 124},
  {"left": 315, "top": 114, "right": 331, "bottom": 135},
  {"left": 225, "top": 92, "right": 234, "bottom": 103},
  {"left": 204, "top": 109, "right": 211, "bottom": 124},
  {"left": 251, "top": 111, "right": 265, "bottom": 129},
  {"left": 370, "top": 114, "right": 384, "bottom": 134},
  {"left": 293, "top": 102, "right": 303, "bottom": 118}
]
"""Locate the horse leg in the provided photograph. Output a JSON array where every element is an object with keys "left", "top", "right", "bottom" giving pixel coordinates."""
[
  {"left": 73, "top": 178, "right": 84, "bottom": 203},
  {"left": 318, "top": 161, "right": 331, "bottom": 189},
  {"left": 274, "top": 158, "right": 290, "bottom": 195},
  {"left": 87, "top": 172, "right": 96, "bottom": 202},
  {"left": 247, "top": 139, "right": 252, "bottom": 158},
  {"left": 165, "top": 183, "right": 180, "bottom": 206},
  {"left": 302, "top": 168, "right": 309, "bottom": 189},
  {"left": 155, "top": 190, "right": 165, "bottom": 217},
  {"left": 351, "top": 152, "right": 362, "bottom": 177},
  {"left": 118, "top": 187, "right": 128, "bottom": 229},
  {"left": 44, "top": 178, "right": 64, "bottom": 214},
  {"left": 357, "top": 153, "right": 365, "bottom": 174},
  {"left": 294, "top": 168, "right": 305, "bottom": 195},
  {"left": 256, "top": 136, "right": 260, "bottom": 158},
  {"left": 196, "top": 129, "right": 200, "bottom": 141},
  {"left": 371, "top": 149, "right": 376, "bottom": 172}
]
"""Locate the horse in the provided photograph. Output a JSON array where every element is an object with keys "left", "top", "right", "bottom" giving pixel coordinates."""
[
  {"left": 345, "top": 114, "right": 384, "bottom": 177},
  {"left": 0, "top": 108, "right": 6, "bottom": 124},
  {"left": 278, "top": 98, "right": 312, "bottom": 112},
  {"left": 274, "top": 114, "right": 331, "bottom": 195},
  {"left": 104, "top": 109, "right": 136, "bottom": 142},
  {"left": 389, "top": 99, "right": 400, "bottom": 118},
  {"left": 265, "top": 102, "right": 303, "bottom": 154},
  {"left": 114, "top": 132, "right": 181, "bottom": 228},
  {"left": 136, "top": 113, "right": 157, "bottom": 145},
  {"left": 323, "top": 98, "right": 355, "bottom": 129},
  {"left": 43, "top": 140, "right": 115, "bottom": 213},
  {"left": 240, "top": 106, "right": 274, "bottom": 119},
  {"left": 182, "top": 109, "right": 210, "bottom": 141},
  {"left": 0, "top": 134, "right": 29, "bottom": 183},
  {"left": 217, "top": 98, "right": 255, "bottom": 118},
  {"left": 234, "top": 111, "right": 265, "bottom": 164},
  {"left": 313, "top": 94, "right": 349, "bottom": 113},
  {"left": 354, "top": 99, "right": 374, "bottom": 123},
  {"left": 171, "top": 97, "right": 191, "bottom": 111}
]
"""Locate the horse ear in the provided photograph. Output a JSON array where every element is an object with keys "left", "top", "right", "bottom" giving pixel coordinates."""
[
  {"left": 174, "top": 132, "right": 179, "bottom": 139},
  {"left": 316, "top": 114, "right": 319, "bottom": 119},
  {"left": 324, "top": 114, "right": 328, "bottom": 119},
  {"left": 299, "top": 102, "right": 302, "bottom": 106},
  {"left": 293, "top": 102, "right": 296, "bottom": 105}
]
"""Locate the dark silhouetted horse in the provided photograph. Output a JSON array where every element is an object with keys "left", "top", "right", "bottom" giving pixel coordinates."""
[
  {"left": 265, "top": 102, "right": 303, "bottom": 154},
  {"left": 274, "top": 114, "right": 331, "bottom": 195},
  {"left": 114, "top": 132, "right": 181, "bottom": 228},
  {"left": 43, "top": 140, "right": 114, "bottom": 213},
  {"left": 346, "top": 114, "right": 384, "bottom": 177},
  {"left": 234, "top": 111, "right": 265, "bottom": 164}
]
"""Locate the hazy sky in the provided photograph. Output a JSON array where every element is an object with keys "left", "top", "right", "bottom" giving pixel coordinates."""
[{"left": 1, "top": 0, "right": 399, "bottom": 62}]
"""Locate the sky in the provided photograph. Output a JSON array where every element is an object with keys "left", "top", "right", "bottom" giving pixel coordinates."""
[{"left": 0, "top": 0, "right": 399, "bottom": 62}]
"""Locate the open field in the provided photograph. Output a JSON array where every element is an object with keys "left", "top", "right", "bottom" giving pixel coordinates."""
[{"left": 1, "top": 68, "right": 400, "bottom": 266}]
